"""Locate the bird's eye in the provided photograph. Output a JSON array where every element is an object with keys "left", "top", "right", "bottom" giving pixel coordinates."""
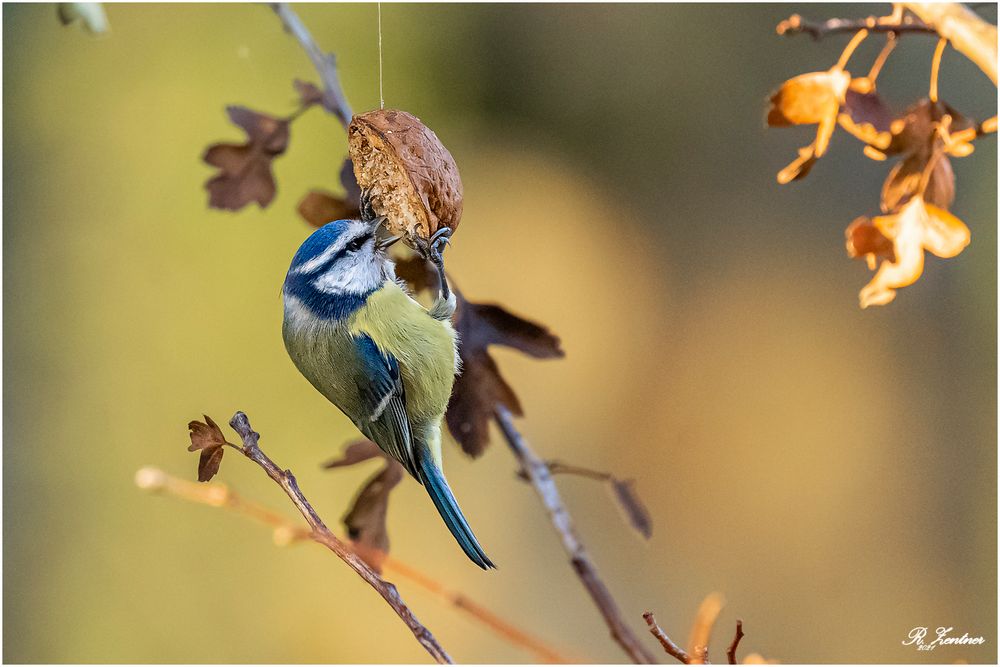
[{"left": 346, "top": 235, "right": 369, "bottom": 253}]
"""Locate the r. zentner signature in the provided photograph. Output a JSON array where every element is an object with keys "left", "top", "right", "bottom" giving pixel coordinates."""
[{"left": 903, "top": 627, "right": 986, "bottom": 651}]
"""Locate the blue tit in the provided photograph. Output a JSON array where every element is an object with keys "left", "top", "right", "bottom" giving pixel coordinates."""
[{"left": 281, "top": 217, "right": 494, "bottom": 569}]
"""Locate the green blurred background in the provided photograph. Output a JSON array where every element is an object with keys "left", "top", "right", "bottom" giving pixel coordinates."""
[{"left": 3, "top": 3, "right": 996, "bottom": 663}]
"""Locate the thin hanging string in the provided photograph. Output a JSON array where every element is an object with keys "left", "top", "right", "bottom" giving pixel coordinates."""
[{"left": 377, "top": 2, "right": 385, "bottom": 109}]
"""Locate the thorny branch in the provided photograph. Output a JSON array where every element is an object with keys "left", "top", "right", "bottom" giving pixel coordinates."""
[
  {"left": 223, "top": 412, "right": 452, "bottom": 664},
  {"left": 136, "top": 464, "right": 569, "bottom": 663},
  {"left": 495, "top": 405, "right": 657, "bottom": 664},
  {"left": 270, "top": 2, "right": 354, "bottom": 128}
]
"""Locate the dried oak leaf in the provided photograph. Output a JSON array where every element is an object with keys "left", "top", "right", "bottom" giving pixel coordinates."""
[
  {"left": 342, "top": 462, "right": 405, "bottom": 572},
  {"left": 297, "top": 159, "right": 361, "bottom": 227},
  {"left": 348, "top": 109, "right": 463, "bottom": 246},
  {"left": 298, "top": 191, "right": 358, "bottom": 228},
  {"left": 449, "top": 294, "right": 564, "bottom": 457},
  {"left": 187, "top": 415, "right": 227, "bottom": 483},
  {"left": 203, "top": 106, "right": 290, "bottom": 211},
  {"left": 322, "top": 439, "right": 383, "bottom": 469}
]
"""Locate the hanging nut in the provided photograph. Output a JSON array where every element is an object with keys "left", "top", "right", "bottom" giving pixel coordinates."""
[{"left": 348, "top": 109, "right": 463, "bottom": 248}]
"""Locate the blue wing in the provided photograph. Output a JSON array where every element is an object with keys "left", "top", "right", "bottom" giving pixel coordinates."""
[{"left": 351, "top": 334, "right": 419, "bottom": 477}]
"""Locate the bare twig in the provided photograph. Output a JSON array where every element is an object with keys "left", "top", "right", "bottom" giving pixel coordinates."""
[
  {"left": 495, "top": 405, "right": 656, "bottom": 664},
  {"left": 225, "top": 412, "right": 451, "bottom": 663},
  {"left": 777, "top": 12, "right": 936, "bottom": 38},
  {"left": 136, "top": 464, "right": 569, "bottom": 663},
  {"left": 270, "top": 3, "right": 354, "bottom": 128},
  {"left": 726, "top": 621, "right": 744, "bottom": 665},
  {"left": 643, "top": 611, "right": 691, "bottom": 664}
]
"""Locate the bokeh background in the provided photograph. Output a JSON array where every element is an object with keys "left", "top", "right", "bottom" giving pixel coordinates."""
[{"left": 3, "top": 3, "right": 996, "bottom": 663}]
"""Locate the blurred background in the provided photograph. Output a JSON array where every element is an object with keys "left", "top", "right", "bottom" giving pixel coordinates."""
[{"left": 3, "top": 3, "right": 996, "bottom": 663}]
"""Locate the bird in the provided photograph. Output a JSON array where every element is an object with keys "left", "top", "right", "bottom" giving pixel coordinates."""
[{"left": 281, "top": 215, "right": 494, "bottom": 569}]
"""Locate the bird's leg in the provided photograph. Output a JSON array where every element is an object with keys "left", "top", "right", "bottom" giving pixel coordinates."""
[{"left": 425, "top": 228, "right": 456, "bottom": 321}]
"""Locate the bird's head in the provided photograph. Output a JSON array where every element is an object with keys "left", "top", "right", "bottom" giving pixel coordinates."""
[{"left": 283, "top": 218, "right": 401, "bottom": 321}]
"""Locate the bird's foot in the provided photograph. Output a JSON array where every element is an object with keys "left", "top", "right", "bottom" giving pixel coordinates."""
[{"left": 359, "top": 187, "right": 378, "bottom": 222}]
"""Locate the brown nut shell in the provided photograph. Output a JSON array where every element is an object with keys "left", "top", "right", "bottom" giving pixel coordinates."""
[{"left": 348, "top": 109, "right": 463, "bottom": 244}]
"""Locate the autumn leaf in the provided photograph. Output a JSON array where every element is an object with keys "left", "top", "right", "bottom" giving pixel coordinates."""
[
  {"left": 293, "top": 79, "right": 324, "bottom": 109},
  {"left": 322, "top": 439, "right": 383, "bottom": 469},
  {"left": 203, "top": 106, "right": 290, "bottom": 211},
  {"left": 838, "top": 78, "right": 892, "bottom": 150},
  {"left": 854, "top": 196, "right": 971, "bottom": 308},
  {"left": 296, "top": 158, "right": 361, "bottom": 227},
  {"left": 450, "top": 296, "right": 563, "bottom": 457},
  {"left": 188, "top": 415, "right": 227, "bottom": 482},
  {"left": 342, "top": 462, "right": 405, "bottom": 572},
  {"left": 298, "top": 191, "right": 358, "bottom": 227}
]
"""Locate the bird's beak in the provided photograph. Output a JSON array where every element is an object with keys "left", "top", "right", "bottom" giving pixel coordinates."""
[{"left": 378, "top": 232, "right": 403, "bottom": 250}]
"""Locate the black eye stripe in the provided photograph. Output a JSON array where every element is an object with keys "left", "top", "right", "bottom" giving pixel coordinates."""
[{"left": 307, "top": 234, "right": 372, "bottom": 274}]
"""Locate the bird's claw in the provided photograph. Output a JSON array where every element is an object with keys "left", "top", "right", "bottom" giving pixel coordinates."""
[
  {"left": 359, "top": 187, "right": 378, "bottom": 222},
  {"left": 425, "top": 228, "right": 452, "bottom": 267}
]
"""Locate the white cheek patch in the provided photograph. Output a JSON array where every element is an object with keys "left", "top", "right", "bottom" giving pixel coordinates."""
[{"left": 312, "top": 249, "right": 382, "bottom": 295}]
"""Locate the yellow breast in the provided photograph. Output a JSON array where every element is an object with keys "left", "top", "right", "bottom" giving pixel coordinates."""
[{"left": 348, "top": 282, "right": 458, "bottom": 424}]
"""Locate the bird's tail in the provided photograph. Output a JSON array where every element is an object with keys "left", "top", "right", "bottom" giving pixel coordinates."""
[{"left": 416, "top": 450, "right": 495, "bottom": 570}]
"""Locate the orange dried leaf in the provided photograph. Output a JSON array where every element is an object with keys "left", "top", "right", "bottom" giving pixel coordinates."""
[{"left": 858, "top": 197, "right": 970, "bottom": 308}]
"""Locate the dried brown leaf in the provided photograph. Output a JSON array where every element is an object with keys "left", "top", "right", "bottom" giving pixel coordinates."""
[
  {"left": 611, "top": 478, "right": 652, "bottom": 539},
  {"left": 885, "top": 98, "right": 972, "bottom": 157},
  {"left": 394, "top": 255, "right": 439, "bottom": 295},
  {"left": 298, "top": 191, "right": 358, "bottom": 228},
  {"left": 293, "top": 79, "right": 324, "bottom": 108},
  {"left": 846, "top": 216, "right": 895, "bottom": 270},
  {"left": 447, "top": 350, "right": 524, "bottom": 456},
  {"left": 343, "top": 462, "right": 405, "bottom": 572},
  {"left": 838, "top": 81, "right": 892, "bottom": 149},
  {"left": 203, "top": 106, "right": 289, "bottom": 211},
  {"left": 197, "top": 446, "right": 225, "bottom": 483},
  {"left": 187, "top": 415, "right": 226, "bottom": 451},
  {"left": 448, "top": 294, "right": 563, "bottom": 456},
  {"left": 881, "top": 152, "right": 955, "bottom": 213},
  {"left": 322, "top": 439, "right": 383, "bottom": 469}
]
